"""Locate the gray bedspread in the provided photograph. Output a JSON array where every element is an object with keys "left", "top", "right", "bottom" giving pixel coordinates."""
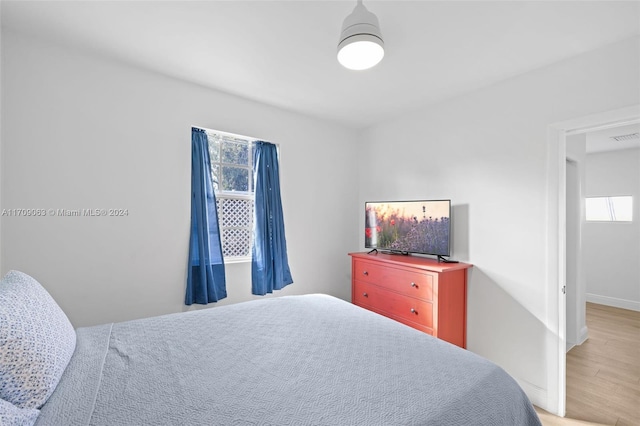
[{"left": 36, "top": 294, "right": 541, "bottom": 425}]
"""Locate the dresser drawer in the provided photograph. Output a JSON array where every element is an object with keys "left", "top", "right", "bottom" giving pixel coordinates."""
[
  {"left": 391, "top": 316, "right": 434, "bottom": 336},
  {"left": 353, "top": 259, "right": 434, "bottom": 301},
  {"left": 353, "top": 281, "right": 433, "bottom": 328},
  {"left": 350, "top": 252, "right": 471, "bottom": 348}
]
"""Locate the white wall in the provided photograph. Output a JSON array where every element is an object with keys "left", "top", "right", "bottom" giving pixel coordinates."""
[
  {"left": 583, "top": 147, "right": 640, "bottom": 311},
  {"left": 565, "top": 135, "right": 588, "bottom": 349},
  {"left": 1, "top": 30, "right": 359, "bottom": 327},
  {"left": 358, "top": 36, "right": 639, "bottom": 407}
]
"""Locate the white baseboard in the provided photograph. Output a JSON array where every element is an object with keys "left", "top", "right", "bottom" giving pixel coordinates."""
[
  {"left": 517, "top": 379, "right": 547, "bottom": 411},
  {"left": 586, "top": 293, "right": 640, "bottom": 312}
]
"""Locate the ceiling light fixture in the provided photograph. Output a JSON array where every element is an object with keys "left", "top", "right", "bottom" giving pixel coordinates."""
[{"left": 337, "top": 0, "right": 384, "bottom": 71}]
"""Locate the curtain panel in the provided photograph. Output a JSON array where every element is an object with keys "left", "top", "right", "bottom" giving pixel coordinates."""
[
  {"left": 251, "top": 141, "right": 293, "bottom": 295},
  {"left": 185, "top": 128, "right": 227, "bottom": 305}
]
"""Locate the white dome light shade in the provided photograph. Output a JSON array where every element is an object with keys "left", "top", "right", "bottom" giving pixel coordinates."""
[
  {"left": 338, "top": 35, "right": 384, "bottom": 71},
  {"left": 337, "top": 1, "right": 384, "bottom": 71}
]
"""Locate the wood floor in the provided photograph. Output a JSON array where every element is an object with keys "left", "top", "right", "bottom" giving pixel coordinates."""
[
  {"left": 562, "top": 303, "right": 640, "bottom": 426},
  {"left": 536, "top": 406, "right": 607, "bottom": 426}
]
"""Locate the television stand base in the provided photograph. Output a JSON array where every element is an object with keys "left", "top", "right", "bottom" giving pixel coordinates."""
[
  {"left": 438, "top": 255, "right": 459, "bottom": 263},
  {"left": 385, "top": 250, "right": 409, "bottom": 256}
]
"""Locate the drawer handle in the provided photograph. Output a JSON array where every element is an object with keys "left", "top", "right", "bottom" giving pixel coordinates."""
[
  {"left": 363, "top": 292, "right": 368, "bottom": 297},
  {"left": 410, "top": 308, "right": 417, "bottom": 314},
  {"left": 363, "top": 271, "right": 369, "bottom": 276},
  {"left": 410, "top": 282, "right": 416, "bottom": 287}
]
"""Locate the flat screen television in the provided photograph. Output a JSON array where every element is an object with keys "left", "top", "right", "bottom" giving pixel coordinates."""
[{"left": 365, "top": 200, "right": 451, "bottom": 257}]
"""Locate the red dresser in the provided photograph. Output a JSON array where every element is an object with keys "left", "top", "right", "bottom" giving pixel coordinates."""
[{"left": 349, "top": 252, "right": 472, "bottom": 349}]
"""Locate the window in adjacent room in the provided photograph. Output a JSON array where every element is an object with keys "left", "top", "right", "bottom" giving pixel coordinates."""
[
  {"left": 585, "top": 195, "right": 633, "bottom": 222},
  {"left": 200, "top": 128, "right": 256, "bottom": 262}
]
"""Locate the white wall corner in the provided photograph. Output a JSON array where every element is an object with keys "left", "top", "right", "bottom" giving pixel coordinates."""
[{"left": 578, "top": 325, "right": 589, "bottom": 346}]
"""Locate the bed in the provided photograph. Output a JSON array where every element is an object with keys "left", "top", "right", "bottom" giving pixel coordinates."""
[{"left": 1, "top": 271, "right": 541, "bottom": 426}]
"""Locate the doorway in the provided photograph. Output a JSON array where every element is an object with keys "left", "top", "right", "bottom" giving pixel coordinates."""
[
  {"left": 546, "top": 105, "right": 640, "bottom": 417},
  {"left": 564, "top": 122, "right": 640, "bottom": 423}
]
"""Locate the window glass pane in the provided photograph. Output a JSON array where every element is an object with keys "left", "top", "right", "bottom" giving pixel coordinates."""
[
  {"left": 207, "top": 134, "right": 220, "bottom": 163},
  {"left": 222, "top": 140, "right": 248, "bottom": 165},
  {"left": 611, "top": 196, "right": 633, "bottom": 221},
  {"left": 586, "top": 197, "right": 609, "bottom": 221},
  {"left": 199, "top": 127, "right": 268, "bottom": 261},
  {"left": 586, "top": 196, "right": 633, "bottom": 222},
  {"left": 221, "top": 166, "right": 249, "bottom": 192},
  {"left": 210, "top": 164, "right": 220, "bottom": 191},
  {"left": 251, "top": 143, "right": 257, "bottom": 167}
]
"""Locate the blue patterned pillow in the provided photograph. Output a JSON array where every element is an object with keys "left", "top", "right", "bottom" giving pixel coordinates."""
[
  {"left": 0, "top": 397, "right": 39, "bottom": 426},
  {"left": 0, "top": 271, "right": 76, "bottom": 409}
]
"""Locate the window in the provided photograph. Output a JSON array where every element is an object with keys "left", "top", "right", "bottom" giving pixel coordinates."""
[
  {"left": 585, "top": 196, "right": 633, "bottom": 222},
  {"left": 202, "top": 128, "right": 256, "bottom": 262}
]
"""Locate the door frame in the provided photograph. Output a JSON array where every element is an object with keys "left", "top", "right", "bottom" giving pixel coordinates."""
[
  {"left": 545, "top": 104, "right": 640, "bottom": 416},
  {"left": 565, "top": 156, "right": 580, "bottom": 351}
]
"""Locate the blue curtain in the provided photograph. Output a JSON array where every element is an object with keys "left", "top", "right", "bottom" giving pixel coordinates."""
[
  {"left": 185, "top": 128, "right": 227, "bottom": 305},
  {"left": 251, "top": 141, "right": 293, "bottom": 295}
]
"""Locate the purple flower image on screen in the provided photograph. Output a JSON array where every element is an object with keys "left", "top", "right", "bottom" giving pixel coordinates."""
[{"left": 365, "top": 200, "right": 451, "bottom": 256}]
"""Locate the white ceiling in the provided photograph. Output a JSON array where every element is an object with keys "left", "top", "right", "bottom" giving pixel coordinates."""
[
  {"left": 2, "top": 0, "right": 639, "bottom": 129},
  {"left": 586, "top": 123, "right": 640, "bottom": 154}
]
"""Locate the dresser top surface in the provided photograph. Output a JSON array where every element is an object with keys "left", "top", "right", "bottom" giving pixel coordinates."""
[{"left": 349, "top": 252, "right": 472, "bottom": 273}]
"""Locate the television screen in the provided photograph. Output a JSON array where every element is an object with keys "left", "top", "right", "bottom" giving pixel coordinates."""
[{"left": 365, "top": 200, "right": 451, "bottom": 256}]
